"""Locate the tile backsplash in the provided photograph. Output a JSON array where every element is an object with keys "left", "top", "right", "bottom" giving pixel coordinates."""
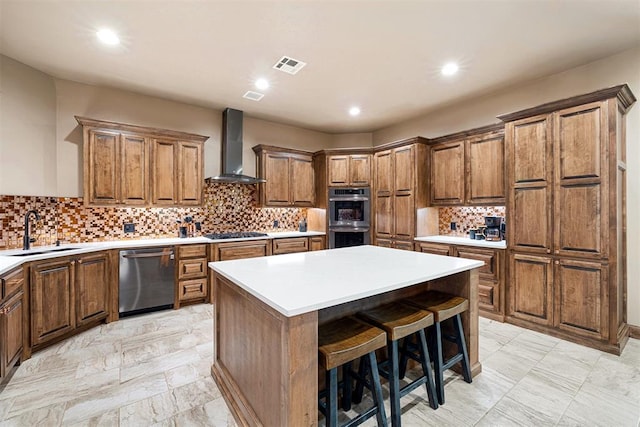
[
  {"left": 0, "top": 183, "right": 305, "bottom": 250},
  {"left": 438, "top": 206, "right": 506, "bottom": 235}
]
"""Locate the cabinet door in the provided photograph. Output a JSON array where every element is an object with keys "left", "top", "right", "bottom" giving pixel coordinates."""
[
  {"left": 328, "top": 156, "right": 349, "bottom": 186},
  {"left": 467, "top": 135, "right": 505, "bottom": 204},
  {"left": 264, "top": 153, "right": 291, "bottom": 206},
  {"left": 554, "top": 259, "right": 608, "bottom": 340},
  {"left": 349, "top": 155, "right": 371, "bottom": 186},
  {"left": 31, "top": 259, "right": 75, "bottom": 347},
  {"left": 290, "top": 156, "right": 315, "bottom": 206},
  {"left": 87, "top": 130, "right": 120, "bottom": 205},
  {"left": 430, "top": 140, "right": 464, "bottom": 205},
  {"left": 177, "top": 141, "right": 203, "bottom": 206},
  {"left": 374, "top": 150, "right": 393, "bottom": 196},
  {"left": 508, "top": 253, "right": 553, "bottom": 325},
  {"left": 75, "top": 253, "right": 109, "bottom": 327},
  {"left": 309, "top": 236, "right": 325, "bottom": 251},
  {"left": 506, "top": 115, "right": 553, "bottom": 254},
  {"left": 1, "top": 291, "right": 23, "bottom": 378},
  {"left": 553, "top": 102, "right": 608, "bottom": 259},
  {"left": 415, "top": 242, "right": 451, "bottom": 256},
  {"left": 151, "top": 139, "right": 177, "bottom": 205},
  {"left": 394, "top": 145, "right": 414, "bottom": 195},
  {"left": 120, "top": 133, "right": 148, "bottom": 205},
  {"left": 375, "top": 195, "right": 393, "bottom": 238},
  {"left": 393, "top": 194, "right": 414, "bottom": 239}
]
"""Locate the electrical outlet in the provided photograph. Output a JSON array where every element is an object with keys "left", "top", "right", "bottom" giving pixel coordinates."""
[
  {"left": 450, "top": 222, "right": 457, "bottom": 231},
  {"left": 123, "top": 223, "right": 135, "bottom": 233},
  {"left": 273, "top": 220, "right": 279, "bottom": 228}
]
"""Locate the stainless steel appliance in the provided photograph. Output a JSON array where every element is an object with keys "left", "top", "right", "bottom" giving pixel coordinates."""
[
  {"left": 119, "top": 247, "right": 175, "bottom": 316},
  {"left": 484, "top": 216, "right": 504, "bottom": 241},
  {"left": 328, "top": 187, "right": 371, "bottom": 248}
]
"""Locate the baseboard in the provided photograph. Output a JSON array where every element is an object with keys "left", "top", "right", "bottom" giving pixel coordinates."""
[{"left": 629, "top": 324, "right": 640, "bottom": 339}]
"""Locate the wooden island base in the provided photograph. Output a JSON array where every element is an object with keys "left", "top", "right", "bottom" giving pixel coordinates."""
[{"left": 212, "top": 268, "right": 480, "bottom": 427}]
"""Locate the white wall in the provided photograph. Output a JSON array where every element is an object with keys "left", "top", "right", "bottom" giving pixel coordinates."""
[
  {"left": 0, "top": 56, "right": 57, "bottom": 196},
  {"left": 373, "top": 47, "right": 640, "bottom": 327}
]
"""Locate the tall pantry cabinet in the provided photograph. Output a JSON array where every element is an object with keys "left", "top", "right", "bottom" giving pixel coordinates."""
[
  {"left": 499, "top": 85, "right": 635, "bottom": 354},
  {"left": 373, "top": 138, "right": 429, "bottom": 250}
]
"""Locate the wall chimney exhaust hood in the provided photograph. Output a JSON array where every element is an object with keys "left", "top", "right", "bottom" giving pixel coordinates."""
[{"left": 207, "top": 108, "right": 265, "bottom": 184}]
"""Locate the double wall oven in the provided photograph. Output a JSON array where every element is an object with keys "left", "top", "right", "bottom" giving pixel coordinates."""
[{"left": 328, "top": 187, "right": 371, "bottom": 248}]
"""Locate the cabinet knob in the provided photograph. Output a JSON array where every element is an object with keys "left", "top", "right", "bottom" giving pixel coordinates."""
[
  {"left": 77, "top": 259, "right": 83, "bottom": 264},
  {"left": 546, "top": 249, "right": 551, "bottom": 254},
  {"left": 555, "top": 261, "right": 559, "bottom": 265},
  {"left": 554, "top": 250, "right": 559, "bottom": 254}
]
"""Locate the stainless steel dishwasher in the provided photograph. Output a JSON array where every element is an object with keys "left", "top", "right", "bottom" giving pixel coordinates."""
[{"left": 119, "top": 247, "right": 175, "bottom": 316}]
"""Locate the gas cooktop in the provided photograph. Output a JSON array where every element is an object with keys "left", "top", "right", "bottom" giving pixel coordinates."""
[{"left": 204, "top": 231, "right": 269, "bottom": 240}]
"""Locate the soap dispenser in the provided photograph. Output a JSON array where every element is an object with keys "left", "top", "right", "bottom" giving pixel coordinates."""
[{"left": 298, "top": 218, "right": 307, "bottom": 232}]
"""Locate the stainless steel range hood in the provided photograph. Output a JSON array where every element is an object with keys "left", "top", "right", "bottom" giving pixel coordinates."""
[{"left": 207, "top": 108, "right": 265, "bottom": 184}]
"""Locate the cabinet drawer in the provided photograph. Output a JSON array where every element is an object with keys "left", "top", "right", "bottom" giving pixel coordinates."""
[
  {"left": 456, "top": 248, "right": 499, "bottom": 281},
  {"left": 179, "top": 278, "right": 207, "bottom": 301},
  {"left": 216, "top": 241, "right": 270, "bottom": 261},
  {"left": 178, "top": 258, "right": 207, "bottom": 280},
  {"left": 478, "top": 283, "right": 497, "bottom": 311},
  {"left": 1, "top": 268, "right": 23, "bottom": 300},
  {"left": 273, "top": 237, "right": 309, "bottom": 255},
  {"left": 178, "top": 244, "right": 207, "bottom": 259},
  {"left": 415, "top": 242, "right": 452, "bottom": 256}
]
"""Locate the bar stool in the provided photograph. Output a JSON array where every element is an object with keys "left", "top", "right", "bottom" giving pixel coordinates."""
[
  {"left": 403, "top": 291, "right": 472, "bottom": 405},
  {"left": 318, "top": 316, "right": 388, "bottom": 427},
  {"left": 357, "top": 302, "right": 439, "bottom": 426}
]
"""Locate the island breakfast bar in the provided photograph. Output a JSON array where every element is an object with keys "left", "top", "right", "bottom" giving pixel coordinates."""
[{"left": 209, "top": 245, "right": 483, "bottom": 426}]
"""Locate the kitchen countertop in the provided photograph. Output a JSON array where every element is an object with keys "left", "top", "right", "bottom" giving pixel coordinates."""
[
  {"left": 209, "top": 245, "right": 483, "bottom": 317},
  {"left": 0, "top": 231, "right": 325, "bottom": 276},
  {"left": 415, "top": 235, "right": 507, "bottom": 249}
]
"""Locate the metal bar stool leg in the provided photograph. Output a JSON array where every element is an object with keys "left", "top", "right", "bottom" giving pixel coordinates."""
[
  {"left": 388, "top": 339, "right": 401, "bottom": 426},
  {"left": 327, "top": 367, "right": 339, "bottom": 427},
  {"left": 342, "top": 361, "right": 353, "bottom": 410},
  {"left": 368, "top": 352, "right": 388, "bottom": 427},
  {"left": 433, "top": 322, "right": 445, "bottom": 405},
  {"left": 454, "top": 314, "right": 472, "bottom": 383},
  {"left": 416, "top": 329, "right": 438, "bottom": 409}
]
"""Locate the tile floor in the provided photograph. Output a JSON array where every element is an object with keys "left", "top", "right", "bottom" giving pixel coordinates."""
[{"left": 0, "top": 304, "right": 638, "bottom": 426}]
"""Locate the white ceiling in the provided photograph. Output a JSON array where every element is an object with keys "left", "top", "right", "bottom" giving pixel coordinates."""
[{"left": 1, "top": 0, "right": 639, "bottom": 133}]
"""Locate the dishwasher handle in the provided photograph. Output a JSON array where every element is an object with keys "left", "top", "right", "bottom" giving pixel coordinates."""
[{"left": 121, "top": 251, "right": 175, "bottom": 259}]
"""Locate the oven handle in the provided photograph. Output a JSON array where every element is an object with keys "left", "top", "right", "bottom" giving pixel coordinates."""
[
  {"left": 329, "top": 197, "right": 369, "bottom": 202},
  {"left": 329, "top": 227, "right": 370, "bottom": 232}
]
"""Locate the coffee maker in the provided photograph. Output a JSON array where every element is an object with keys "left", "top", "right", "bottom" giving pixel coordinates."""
[{"left": 484, "top": 216, "right": 503, "bottom": 241}]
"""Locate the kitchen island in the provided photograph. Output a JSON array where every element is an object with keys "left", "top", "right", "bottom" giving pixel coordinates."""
[{"left": 209, "top": 245, "right": 483, "bottom": 426}]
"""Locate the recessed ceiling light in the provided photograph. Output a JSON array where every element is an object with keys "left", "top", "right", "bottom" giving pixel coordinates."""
[
  {"left": 255, "top": 78, "right": 269, "bottom": 90},
  {"left": 349, "top": 107, "right": 361, "bottom": 116},
  {"left": 96, "top": 28, "right": 120, "bottom": 45},
  {"left": 441, "top": 62, "right": 459, "bottom": 76}
]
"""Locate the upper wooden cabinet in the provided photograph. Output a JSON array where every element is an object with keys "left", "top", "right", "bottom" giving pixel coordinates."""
[
  {"left": 327, "top": 154, "right": 371, "bottom": 187},
  {"left": 429, "top": 125, "right": 505, "bottom": 206},
  {"left": 373, "top": 138, "right": 428, "bottom": 248},
  {"left": 253, "top": 145, "right": 315, "bottom": 207},
  {"left": 76, "top": 117, "right": 208, "bottom": 207},
  {"left": 500, "top": 84, "right": 636, "bottom": 354}
]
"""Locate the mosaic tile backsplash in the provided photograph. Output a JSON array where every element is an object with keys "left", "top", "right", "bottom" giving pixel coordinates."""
[
  {"left": 0, "top": 183, "right": 306, "bottom": 249},
  {"left": 438, "top": 206, "right": 506, "bottom": 236}
]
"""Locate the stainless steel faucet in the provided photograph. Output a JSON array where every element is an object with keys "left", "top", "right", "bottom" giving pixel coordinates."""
[{"left": 23, "top": 210, "right": 40, "bottom": 250}]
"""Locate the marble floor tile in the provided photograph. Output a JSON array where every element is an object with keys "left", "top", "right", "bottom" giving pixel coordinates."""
[
  {"left": 61, "top": 373, "right": 168, "bottom": 424},
  {"left": 119, "top": 390, "right": 180, "bottom": 426},
  {"left": 64, "top": 409, "right": 119, "bottom": 427},
  {"left": 171, "top": 376, "right": 222, "bottom": 413},
  {"left": 557, "top": 382, "right": 640, "bottom": 427},
  {"left": 120, "top": 348, "right": 201, "bottom": 382},
  {"left": 0, "top": 402, "right": 65, "bottom": 427},
  {"left": 584, "top": 355, "right": 640, "bottom": 402}
]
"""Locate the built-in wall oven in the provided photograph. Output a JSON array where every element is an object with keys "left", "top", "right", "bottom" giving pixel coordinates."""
[{"left": 328, "top": 187, "right": 371, "bottom": 248}]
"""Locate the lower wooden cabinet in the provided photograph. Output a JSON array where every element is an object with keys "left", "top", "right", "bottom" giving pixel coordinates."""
[
  {"left": 1, "top": 267, "right": 24, "bottom": 383},
  {"left": 309, "top": 236, "right": 325, "bottom": 251},
  {"left": 177, "top": 244, "right": 208, "bottom": 307},
  {"left": 415, "top": 241, "right": 505, "bottom": 321},
  {"left": 376, "top": 237, "right": 414, "bottom": 251},
  {"left": 508, "top": 253, "right": 554, "bottom": 326},
  {"left": 75, "top": 252, "right": 109, "bottom": 327},
  {"left": 30, "top": 253, "right": 110, "bottom": 350}
]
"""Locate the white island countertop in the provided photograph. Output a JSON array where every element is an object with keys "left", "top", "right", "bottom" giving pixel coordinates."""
[{"left": 209, "top": 245, "right": 483, "bottom": 317}]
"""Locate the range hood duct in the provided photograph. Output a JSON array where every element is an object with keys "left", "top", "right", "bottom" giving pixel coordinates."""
[{"left": 207, "top": 108, "right": 265, "bottom": 184}]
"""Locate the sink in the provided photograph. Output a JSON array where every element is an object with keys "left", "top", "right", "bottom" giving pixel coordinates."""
[{"left": 8, "top": 247, "right": 80, "bottom": 257}]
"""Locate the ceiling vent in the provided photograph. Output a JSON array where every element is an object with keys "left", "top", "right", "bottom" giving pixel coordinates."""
[
  {"left": 243, "top": 91, "right": 264, "bottom": 101},
  {"left": 273, "top": 56, "right": 306, "bottom": 75}
]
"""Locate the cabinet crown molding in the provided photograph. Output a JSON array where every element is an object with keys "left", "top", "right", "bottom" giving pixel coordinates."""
[
  {"left": 251, "top": 144, "right": 315, "bottom": 157},
  {"left": 427, "top": 123, "right": 504, "bottom": 145},
  {"left": 373, "top": 136, "right": 429, "bottom": 152},
  {"left": 75, "top": 116, "right": 209, "bottom": 142},
  {"left": 497, "top": 84, "right": 636, "bottom": 122}
]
